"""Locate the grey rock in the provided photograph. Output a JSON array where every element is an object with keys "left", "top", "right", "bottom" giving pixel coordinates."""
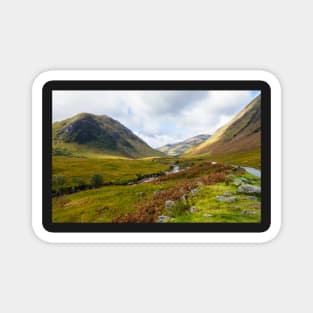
[
  {"left": 247, "top": 196, "right": 257, "bottom": 200},
  {"left": 189, "top": 206, "right": 199, "bottom": 213},
  {"left": 241, "top": 210, "right": 256, "bottom": 215},
  {"left": 157, "top": 215, "right": 170, "bottom": 223},
  {"left": 233, "top": 179, "right": 243, "bottom": 186},
  {"left": 203, "top": 213, "right": 213, "bottom": 217},
  {"left": 238, "top": 184, "right": 261, "bottom": 194},
  {"left": 223, "top": 190, "right": 233, "bottom": 196},
  {"left": 165, "top": 200, "right": 175, "bottom": 209},
  {"left": 216, "top": 196, "right": 237, "bottom": 202},
  {"left": 153, "top": 190, "right": 160, "bottom": 196},
  {"left": 191, "top": 188, "right": 199, "bottom": 195},
  {"left": 180, "top": 194, "right": 187, "bottom": 204}
]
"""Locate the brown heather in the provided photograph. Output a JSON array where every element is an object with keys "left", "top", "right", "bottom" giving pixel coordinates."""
[{"left": 113, "top": 163, "right": 230, "bottom": 223}]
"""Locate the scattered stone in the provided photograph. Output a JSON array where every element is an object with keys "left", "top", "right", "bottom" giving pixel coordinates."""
[
  {"left": 233, "top": 179, "right": 243, "bottom": 186},
  {"left": 216, "top": 196, "right": 237, "bottom": 202},
  {"left": 223, "top": 190, "right": 233, "bottom": 196},
  {"left": 247, "top": 196, "right": 257, "bottom": 201},
  {"left": 157, "top": 215, "right": 170, "bottom": 223},
  {"left": 241, "top": 177, "right": 249, "bottom": 182},
  {"left": 191, "top": 188, "right": 199, "bottom": 196},
  {"left": 241, "top": 210, "right": 256, "bottom": 215},
  {"left": 190, "top": 206, "right": 199, "bottom": 213},
  {"left": 196, "top": 181, "right": 203, "bottom": 187},
  {"left": 211, "top": 162, "right": 217, "bottom": 165},
  {"left": 181, "top": 194, "right": 187, "bottom": 204},
  {"left": 203, "top": 213, "right": 213, "bottom": 217},
  {"left": 153, "top": 190, "right": 160, "bottom": 196},
  {"left": 232, "top": 206, "right": 241, "bottom": 211},
  {"left": 165, "top": 200, "right": 175, "bottom": 209},
  {"left": 238, "top": 184, "right": 261, "bottom": 194}
]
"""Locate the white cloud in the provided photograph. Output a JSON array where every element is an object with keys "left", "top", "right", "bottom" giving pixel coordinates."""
[{"left": 53, "top": 90, "right": 259, "bottom": 148}]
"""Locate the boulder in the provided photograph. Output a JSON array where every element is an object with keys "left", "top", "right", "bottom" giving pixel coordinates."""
[
  {"left": 238, "top": 184, "right": 261, "bottom": 194},
  {"left": 189, "top": 206, "right": 199, "bottom": 213},
  {"left": 203, "top": 213, "right": 213, "bottom": 217},
  {"left": 165, "top": 200, "right": 175, "bottom": 209},
  {"left": 191, "top": 188, "right": 199, "bottom": 195},
  {"left": 241, "top": 210, "right": 256, "bottom": 215},
  {"left": 233, "top": 179, "right": 243, "bottom": 186},
  {"left": 180, "top": 194, "right": 187, "bottom": 204},
  {"left": 216, "top": 196, "right": 237, "bottom": 202},
  {"left": 157, "top": 215, "right": 170, "bottom": 223},
  {"left": 247, "top": 195, "right": 257, "bottom": 200},
  {"left": 223, "top": 190, "right": 233, "bottom": 196},
  {"left": 153, "top": 190, "right": 160, "bottom": 196}
]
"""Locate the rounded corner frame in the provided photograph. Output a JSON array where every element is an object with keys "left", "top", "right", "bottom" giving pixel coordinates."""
[{"left": 32, "top": 70, "right": 281, "bottom": 243}]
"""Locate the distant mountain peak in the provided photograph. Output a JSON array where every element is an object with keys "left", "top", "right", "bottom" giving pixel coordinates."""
[
  {"left": 186, "top": 95, "right": 261, "bottom": 156},
  {"left": 53, "top": 113, "right": 163, "bottom": 159},
  {"left": 157, "top": 134, "right": 211, "bottom": 156}
]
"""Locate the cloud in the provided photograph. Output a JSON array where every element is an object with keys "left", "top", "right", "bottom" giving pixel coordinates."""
[{"left": 53, "top": 90, "right": 260, "bottom": 148}]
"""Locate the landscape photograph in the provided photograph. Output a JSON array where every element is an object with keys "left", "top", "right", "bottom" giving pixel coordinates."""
[{"left": 52, "top": 90, "right": 261, "bottom": 223}]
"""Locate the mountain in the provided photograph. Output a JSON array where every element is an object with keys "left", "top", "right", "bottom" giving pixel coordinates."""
[
  {"left": 186, "top": 95, "right": 261, "bottom": 156},
  {"left": 52, "top": 113, "right": 163, "bottom": 158},
  {"left": 157, "top": 134, "right": 211, "bottom": 156}
]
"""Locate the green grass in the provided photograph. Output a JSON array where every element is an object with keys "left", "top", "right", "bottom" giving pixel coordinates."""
[
  {"left": 171, "top": 179, "right": 261, "bottom": 223},
  {"left": 52, "top": 156, "right": 173, "bottom": 192},
  {"left": 53, "top": 182, "right": 173, "bottom": 223},
  {"left": 52, "top": 141, "right": 132, "bottom": 159},
  {"left": 182, "top": 150, "right": 261, "bottom": 169},
  {"left": 52, "top": 154, "right": 261, "bottom": 223}
]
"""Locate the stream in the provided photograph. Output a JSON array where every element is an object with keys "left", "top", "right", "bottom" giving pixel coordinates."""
[
  {"left": 242, "top": 166, "right": 261, "bottom": 177},
  {"left": 134, "top": 165, "right": 181, "bottom": 184},
  {"left": 133, "top": 163, "right": 260, "bottom": 186}
]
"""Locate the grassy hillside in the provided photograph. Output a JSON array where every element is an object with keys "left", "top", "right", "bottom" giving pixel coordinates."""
[
  {"left": 186, "top": 95, "right": 261, "bottom": 167},
  {"left": 182, "top": 150, "right": 261, "bottom": 169},
  {"left": 53, "top": 113, "right": 163, "bottom": 159}
]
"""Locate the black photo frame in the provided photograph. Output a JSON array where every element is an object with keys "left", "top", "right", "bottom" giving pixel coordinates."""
[{"left": 42, "top": 80, "right": 271, "bottom": 233}]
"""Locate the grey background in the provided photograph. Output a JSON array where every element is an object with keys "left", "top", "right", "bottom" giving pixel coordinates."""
[{"left": 0, "top": 0, "right": 311, "bottom": 312}]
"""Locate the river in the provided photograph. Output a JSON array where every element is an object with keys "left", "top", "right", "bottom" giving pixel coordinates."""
[
  {"left": 242, "top": 166, "right": 261, "bottom": 177},
  {"left": 134, "top": 164, "right": 260, "bottom": 185},
  {"left": 135, "top": 165, "right": 181, "bottom": 184}
]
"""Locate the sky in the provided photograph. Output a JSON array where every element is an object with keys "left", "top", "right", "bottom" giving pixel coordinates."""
[{"left": 53, "top": 90, "right": 260, "bottom": 148}]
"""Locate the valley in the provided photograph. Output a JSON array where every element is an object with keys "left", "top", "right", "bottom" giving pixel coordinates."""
[
  {"left": 52, "top": 155, "right": 261, "bottom": 223},
  {"left": 52, "top": 94, "right": 261, "bottom": 223}
]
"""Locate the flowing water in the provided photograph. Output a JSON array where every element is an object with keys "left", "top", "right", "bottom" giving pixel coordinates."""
[
  {"left": 242, "top": 166, "right": 261, "bottom": 177},
  {"left": 135, "top": 165, "right": 181, "bottom": 184}
]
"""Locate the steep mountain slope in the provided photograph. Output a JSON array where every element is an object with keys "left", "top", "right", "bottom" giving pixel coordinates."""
[
  {"left": 186, "top": 95, "right": 261, "bottom": 156},
  {"left": 158, "top": 134, "right": 211, "bottom": 156},
  {"left": 52, "top": 113, "right": 163, "bottom": 158}
]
